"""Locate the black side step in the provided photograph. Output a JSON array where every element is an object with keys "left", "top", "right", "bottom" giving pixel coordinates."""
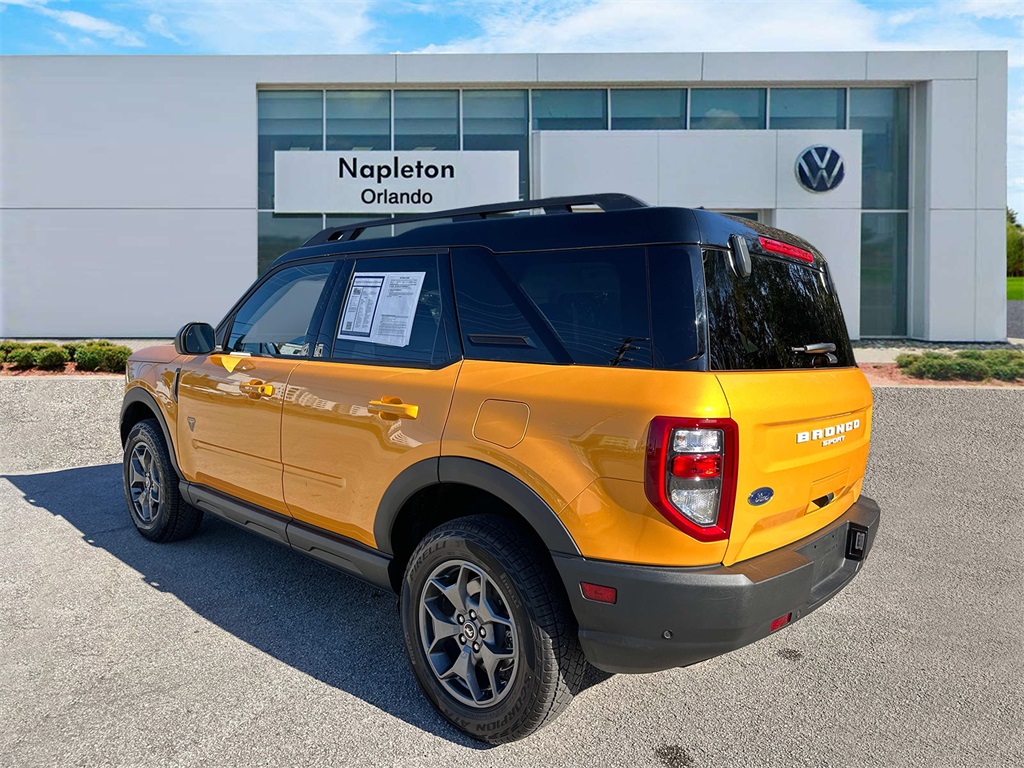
[{"left": 181, "top": 482, "right": 394, "bottom": 592}]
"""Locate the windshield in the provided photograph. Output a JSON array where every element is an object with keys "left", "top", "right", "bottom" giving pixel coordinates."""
[{"left": 703, "top": 249, "right": 856, "bottom": 371}]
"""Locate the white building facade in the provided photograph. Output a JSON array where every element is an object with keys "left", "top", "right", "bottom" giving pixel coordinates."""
[{"left": 0, "top": 51, "right": 1008, "bottom": 340}]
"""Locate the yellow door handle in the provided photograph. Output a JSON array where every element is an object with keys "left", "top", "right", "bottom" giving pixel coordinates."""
[
  {"left": 368, "top": 399, "right": 419, "bottom": 419},
  {"left": 239, "top": 380, "right": 274, "bottom": 397}
]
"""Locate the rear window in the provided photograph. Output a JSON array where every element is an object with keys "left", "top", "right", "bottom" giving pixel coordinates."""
[{"left": 703, "top": 249, "right": 855, "bottom": 370}]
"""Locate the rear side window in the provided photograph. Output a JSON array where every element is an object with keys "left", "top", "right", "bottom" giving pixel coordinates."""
[
  {"left": 329, "top": 254, "right": 451, "bottom": 366},
  {"left": 227, "top": 262, "right": 333, "bottom": 357},
  {"left": 703, "top": 250, "right": 855, "bottom": 370},
  {"left": 496, "top": 248, "right": 653, "bottom": 367}
]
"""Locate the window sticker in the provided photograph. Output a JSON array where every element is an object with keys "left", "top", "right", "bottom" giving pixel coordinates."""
[{"left": 338, "top": 271, "right": 426, "bottom": 347}]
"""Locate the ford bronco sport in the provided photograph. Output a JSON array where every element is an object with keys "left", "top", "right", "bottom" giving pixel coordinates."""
[{"left": 120, "top": 194, "right": 880, "bottom": 743}]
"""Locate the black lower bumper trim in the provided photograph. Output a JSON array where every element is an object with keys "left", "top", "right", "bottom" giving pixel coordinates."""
[{"left": 553, "top": 496, "right": 881, "bottom": 674}]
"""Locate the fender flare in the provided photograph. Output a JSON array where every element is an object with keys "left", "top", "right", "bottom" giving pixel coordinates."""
[
  {"left": 373, "top": 457, "right": 581, "bottom": 557},
  {"left": 120, "top": 386, "right": 182, "bottom": 479}
]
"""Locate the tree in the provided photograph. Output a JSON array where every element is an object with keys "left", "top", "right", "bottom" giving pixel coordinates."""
[{"left": 1009, "top": 208, "right": 1023, "bottom": 277}]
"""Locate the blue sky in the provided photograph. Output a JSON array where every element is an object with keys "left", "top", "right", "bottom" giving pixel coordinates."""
[{"left": 1, "top": 0, "right": 1022, "bottom": 211}]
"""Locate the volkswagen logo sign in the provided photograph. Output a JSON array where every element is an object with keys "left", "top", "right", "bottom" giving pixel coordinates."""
[{"left": 796, "top": 145, "right": 845, "bottom": 193}]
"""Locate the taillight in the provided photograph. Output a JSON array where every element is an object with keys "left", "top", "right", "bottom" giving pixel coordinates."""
[
  {"left": 759, "top": 236, "right": 815, "bottom": 263},
  {"left": 644, "top": 417, "right": 738, "bottom": 542}
]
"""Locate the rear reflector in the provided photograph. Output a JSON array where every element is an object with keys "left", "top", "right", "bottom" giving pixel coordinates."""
[
  {"left": 759, "top": 236, "right": 815, "bottom": 263},
  {"left": 671, "top": 453, "right": 722, "bottom": 479},
  {"left": 580, "top": 582, "right": 618, "bottom": 604},
  {"left": 770, "top": 613, "right": 792, "bottom": 632}
]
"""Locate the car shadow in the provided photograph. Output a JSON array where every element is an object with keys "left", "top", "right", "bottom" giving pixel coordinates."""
[{"left": 3, "top": 463, "right": 611, "bottom": 747}]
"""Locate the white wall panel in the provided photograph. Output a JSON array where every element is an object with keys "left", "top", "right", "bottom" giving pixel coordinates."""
[
  {"left": 926, "top": 79, "right": 978, "bottom": 210},
  {"left": 773, "top": 209, "right": 862, "bottom": 338},
  {"left": 531, "top": 132, "right": 659, "bottom": 201},
  {"left": 703, "top": 53, "right": 866, "bottom": 82},
  {"left": 537, "top": 53, "right": 702, "bottom": 83},
  {"left": 926, "top": 210, "right": 977, "bottom": 341},
  {"left": 397, "top": 54, "right": 536, "bottom": 83},
  {"left": 1, "top": 57, "right": 256, "bottom": 209},
  {"left": 866, "top": 51, "right": 977, "bottom": 81},
  {"left": 1, "top": 209, "right": 255, "bottom": 337},
  {"left": 976, "top": 52, "right": 1008, "bottom": 211},
  {"left": 657, "top": 132, "right": 777, "bottom": 209},
  {"left": 975, "top": 208, "right": 1008, "bottom": 341}
]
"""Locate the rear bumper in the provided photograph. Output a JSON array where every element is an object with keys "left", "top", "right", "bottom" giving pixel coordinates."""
[{"left": 553, "top": 496, "right": 880, "bottom": 674}]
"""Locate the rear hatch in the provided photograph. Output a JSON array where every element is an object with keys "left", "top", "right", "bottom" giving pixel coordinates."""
[{"left": 701, "top": 223, "right": 872, "bottom": 566}]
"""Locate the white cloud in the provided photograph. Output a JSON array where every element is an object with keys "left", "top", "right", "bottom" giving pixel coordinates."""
[
  {"left": 138, "top": 0, "right": 377, "bottom": 54},
  {"left": 417, "top": 0, "right": 1021, "bottom": 59},
  {"left": 954, "top": 0, "right": 1024, "bottom": 19},
  {"left": 36, "top": 6, "right": 144, "bottom": 47},
  {"left": 145, "top": 13, "right": 182, "bottom": 44}
]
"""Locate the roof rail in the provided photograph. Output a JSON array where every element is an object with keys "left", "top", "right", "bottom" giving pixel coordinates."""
[{"left": 301, "top": 193, "right": 649, "bottom": 247}]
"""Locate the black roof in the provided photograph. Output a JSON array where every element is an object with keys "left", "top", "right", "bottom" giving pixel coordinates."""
[{"left": 270, "top": 193, "right": 822, "bottom": 269}]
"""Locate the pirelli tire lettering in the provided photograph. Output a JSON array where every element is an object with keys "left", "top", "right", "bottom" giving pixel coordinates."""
[{"left": 796, "top": 419, "right": 861, "bottom": 446}]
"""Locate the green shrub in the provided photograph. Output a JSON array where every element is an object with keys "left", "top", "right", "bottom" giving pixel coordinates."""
[
  {"left": 62, "top": 342, "right": 80, "bottom": 361},
  {"left": 74, "top": 345, "right": 104, "bottom": 372},
  {"left": 990, "top": 363, "right": 1024, "bottom": 381},
  {"left": 0, "top": 349, "right": 6, "bottom": 364},
  {"left": 950, "top": 358, "right": 988, "bottom": 381},
  {"left": 895, "top": 353, "right": 918, "bottom": 369},
  {"left": 28, "top": 341, "right": 56, "bottom": 352},
  {"left": 91, "top": 339, "right": 115, "bottom": 347},
  {"left": 0, "top": 340, "right": 26, "bottom": 354},
  {"left": 6, "top": 347, "right": 37, "bottom": 370},
  {"left": 954, "top": 349, "right": 985, "bottom": 361},
  {"left": 35, "top": 346, "right": 69, "bottom": 371},
  {"left": 905, "top": 356, "right": 958, "bottom": 380},
  {"left": 97, "top": 345, "right": 131, "bottom": 373}
]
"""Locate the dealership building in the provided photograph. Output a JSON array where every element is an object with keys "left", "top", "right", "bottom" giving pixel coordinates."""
[{"left": 0, "top": 50, "right": 1008, "bottom": 340}]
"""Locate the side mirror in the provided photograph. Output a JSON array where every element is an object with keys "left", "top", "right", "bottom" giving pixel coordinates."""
[
  {"left": 728, "top": 234, "right": 752, "bottom": 279},
  {"left": 174, "top": 322, "right": 216, "bottom": 356}
]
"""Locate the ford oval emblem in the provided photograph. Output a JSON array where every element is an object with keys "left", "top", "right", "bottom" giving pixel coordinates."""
[{"left": 748, "top": 487, "right": 774, "bottom": 506}]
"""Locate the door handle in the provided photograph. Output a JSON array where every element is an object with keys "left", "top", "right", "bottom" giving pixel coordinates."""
[
  {"left": 368, "top": 397, "right": 419, "bottom": 420},
  {"left": 239, "top": 379, "right": 274, "bottom": 398}
]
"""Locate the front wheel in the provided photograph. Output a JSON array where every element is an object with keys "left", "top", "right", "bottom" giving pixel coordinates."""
[
  {"left": 400, "top": 515, "right": 586, "bottom": 743},
  {"left": 122, "top": 419, "right": 202, "bottom": 542}
]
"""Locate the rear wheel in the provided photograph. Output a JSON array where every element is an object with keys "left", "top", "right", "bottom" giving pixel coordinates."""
[
  {"left": 400, "top": 515, "right": 585, "bottom": 743},
  {"left": 122, "top": 419, "right": 202, "bottom": 542}
]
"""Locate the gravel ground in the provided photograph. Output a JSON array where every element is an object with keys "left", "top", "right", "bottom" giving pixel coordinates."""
[{"left": 0, "top": 380, "right": 1022, "bottom": 767}]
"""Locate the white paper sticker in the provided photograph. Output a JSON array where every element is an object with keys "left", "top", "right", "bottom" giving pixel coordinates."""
[{"left": 338, "top": 272, "right": 426, "bottom": 348}]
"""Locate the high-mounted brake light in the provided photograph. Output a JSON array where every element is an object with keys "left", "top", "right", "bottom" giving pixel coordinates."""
[
  {"left": 759, "top": 236, "right": 815, "bottom": 264},
  {"left": 644, "top": 417, "right": 738, "bottom": 542}
]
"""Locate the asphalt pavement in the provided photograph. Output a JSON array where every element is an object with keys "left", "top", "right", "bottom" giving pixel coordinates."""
[{"left": 0, "top": 379, "right": 1021, "bottom": 767}]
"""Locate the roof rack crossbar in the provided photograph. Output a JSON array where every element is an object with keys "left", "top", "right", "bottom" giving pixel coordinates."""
[{"left": 301, "top": 193, "right": 648, "bottom": 247}]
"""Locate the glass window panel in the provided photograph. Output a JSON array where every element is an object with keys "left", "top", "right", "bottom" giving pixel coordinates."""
[
  {"left": 464, "top": 90, "right": 529, "bottom": 198},
  {"left": 860, "top": 212, "right": 908, "bottom": 336},
  {"left": 496, "top": 247, "right": 653, "bottom": 367},
  {"left": 690, "top": 89, "right": 766, "bottom": 130},
  {"left": 326, "top": 91, "right": 390, "bottom": 151},
  {"left": 258, "top": 91, "right": 323, "bottom": 210},
  {"left": 850, "top": 88, "right": 910, "bottom": 210},
  {"left": 610, "top": 89, "right": 686, "bottom": 130},
  {"left": 330, "top": 255, "right": 449, "bottom": 365},
  {"left": 228, "top": 262, "right": 333, "bottom": 358},
  {"left": 394, "top": 91, "right": 459, "bottom": 151},
  {"left": 531, "top": 90, "right": 608, "bottom": 131},
  {"left": 257, "top": 212, "right": 323, "bottom": 276},
  {"left": 770, "top": 88, "right": 846, "bottom": 129}
]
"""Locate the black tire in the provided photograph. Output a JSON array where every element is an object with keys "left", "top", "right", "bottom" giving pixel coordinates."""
[
  {"left": 122, "top": 419, "right": 202, "bottom": 542},
  {"left": 400, "top": 515, "right": 586, "bottom": 744}
]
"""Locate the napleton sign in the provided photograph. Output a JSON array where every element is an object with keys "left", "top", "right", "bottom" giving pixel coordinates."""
[{"left": 274, "top": 150, "right": 520, "bottom": 214}]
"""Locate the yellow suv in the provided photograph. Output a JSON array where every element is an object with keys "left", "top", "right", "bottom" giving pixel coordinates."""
[{"left": 120, "top": 194, "right": 880, "bottom": 743}]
